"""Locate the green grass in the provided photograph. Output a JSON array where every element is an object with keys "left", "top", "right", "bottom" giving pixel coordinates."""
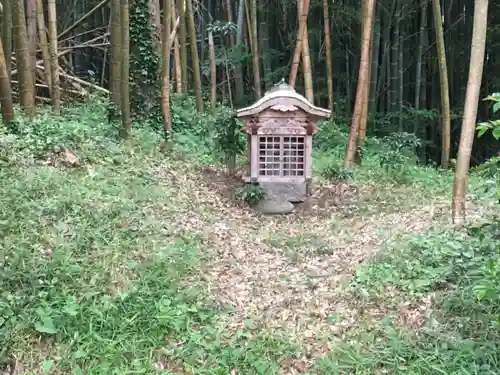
[
  {"left": 314, "top": 222, "right": 500, "bottom": 375},
  {"left": 1, "top": 97, "right": 498, "bottom": 374},
  {"left": 0, "top": 102, "right": 300, "bottom": 374},
  {"left": 312, "top": 136, "right": 489, "bottom": 217},
  {"left": 0, "top": 161, "right": 302, "bottom": 374}
]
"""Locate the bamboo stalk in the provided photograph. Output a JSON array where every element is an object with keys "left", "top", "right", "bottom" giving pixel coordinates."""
[{"left": 35, "top": 0, "right": 53, "bottom": 94}]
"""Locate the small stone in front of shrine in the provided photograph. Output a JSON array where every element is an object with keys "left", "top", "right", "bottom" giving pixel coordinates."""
[{"left": 253, "top": 192, "right": 295, "bottom": 215}]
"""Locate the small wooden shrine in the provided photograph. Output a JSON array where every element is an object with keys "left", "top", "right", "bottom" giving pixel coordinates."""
[{"left": 236, "top": 80, "right": 331, "bottom": 201}]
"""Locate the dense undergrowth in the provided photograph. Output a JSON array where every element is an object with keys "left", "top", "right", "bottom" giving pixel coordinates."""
[{"left": 0, "top": 95, "right": 498, "bottom": 374}]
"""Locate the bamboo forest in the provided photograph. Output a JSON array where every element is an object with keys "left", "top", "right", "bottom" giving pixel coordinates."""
[{"left": 0, "top": 0, "right": 499, "bottom": 373}]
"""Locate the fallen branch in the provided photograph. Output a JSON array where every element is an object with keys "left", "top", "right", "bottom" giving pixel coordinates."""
[
  {"left": 59, "top": 42, "right": 110, "bottom": 52},
  {"left": 61, "top": 73, "right": 108, "bottom": 94},
  {"left": 58, "top": 66, "right": 85, "bottom": 93},
  {"left": 58, "top": 0, "right": 110, "bottom": 40},
  {"left": 11, "top": 33, "right": 109, "bottom": 76},
  {"left": 34, "top": 63, "right": 109, "bottom": 94},
  {"left": 12, "top": 80, "right": 84, "bottom": 96},
  {"left": 58, "top": 26, "right": 108, "bottom": 46}
]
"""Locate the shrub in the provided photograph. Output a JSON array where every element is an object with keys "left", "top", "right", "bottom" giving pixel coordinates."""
[
  {"left": 320, "top": 161, "right": 353, "bottom": 181},
  {"left": 235, "top": 184, "right": 266, "bottom": 206}
]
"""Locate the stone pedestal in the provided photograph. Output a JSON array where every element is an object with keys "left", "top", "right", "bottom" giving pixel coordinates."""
[{"left": 260, "top": 181, "right": 306, "bottom": 203}]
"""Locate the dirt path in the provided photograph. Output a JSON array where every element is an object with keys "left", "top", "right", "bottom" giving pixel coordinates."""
[
  {"left": 151, "top": 163, "right": 478, "bottom": 362},
  {"left": 201, "top": 204, "right": 442, "bottom": 337}
]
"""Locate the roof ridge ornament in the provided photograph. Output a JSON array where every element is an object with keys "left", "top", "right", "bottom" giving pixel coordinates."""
[{"left": 265, "top": 78, "right": 295, "bottom": 95}]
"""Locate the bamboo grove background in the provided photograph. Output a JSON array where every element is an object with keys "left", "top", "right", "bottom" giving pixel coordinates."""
[{"left": 1, "top": 0, "right": 499, "bottom": 164}]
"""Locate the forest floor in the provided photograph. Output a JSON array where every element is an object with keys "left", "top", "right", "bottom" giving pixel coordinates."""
[
  {"left": 157, "top": 162, "right": 493, "bottom": 370},
  {"left": 1, "top": 105, "right": 498, "bottom": 374}
]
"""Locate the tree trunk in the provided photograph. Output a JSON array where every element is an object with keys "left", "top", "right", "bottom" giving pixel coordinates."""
[
  {"left": 445, "top": 0, "right": 454, "bottom": 104},
  {"left": 224, "top": 53, "right": 233, "bottom": 106},
  {"left": 377, "top": 1, "right": 392, "bottom": 112},
  {"left": 344, "top": 0, "right": 376, "bottom": 168},
  {"left": 47, "top": 0, "right": 61, "bottom": 114},
  {"left": 390, "top": 1, "right": 399, "bottom": 116},
  {"left": 173, "top": 36, "right": 182, "bottom": 93},
  {"left": 2, "top": 0, "right": 12, "bottom": 77},
  {"left": 110, "top": 0, "right": 121, "bottom": 106},
  {"left": 259, "top": 10, "right": 271, "bottom": 89},
  {"left": 186, "top": 0, "right": 203, "bottom": 112},
  {"left": 299, "top": 0, "right": 314, "bottom": 103},
  {"left": 398, "top": 24, "right": 404, "bottom": 131},
  {"left": 289, "top": 0, "right": 310, "bottom": 88},
  {"left": 120, "top": 0, "right": 131, "bottom": 137},
  {"left": 421, "top": 20, "right": 428, "bottom": 114},
  {"left": 356, "top": 0, "right": 375, "bottom": 163},
  {"left": 234, "top": 0, "right": 245, "bottom": 104},
  {"left": 172, "top": 2, "right": 182, "bottom": 93},
  {"left": 0, "top": 37, "right": 15, "bottom": 124},
  {"left": 12, "top": 0, "right": 35, "bottom": 117},
  {"left": 149, "top": 0, "right": 161, "bottom": 50},
  {"left": 322, "top": 0, "right": 333, "bottom": 113},
  {"left": 414, "top": 0, "right": 428, "bottom": 133},
  {"left": 208, "top": 29, "right": 217, "bottom": 113},
  {"left": 36, "top": 0, "right": 52, "bottom": 95},
  {"left": 356, "top": 81, "right": 370, "bottom": 164},
  {"left": 197, "top": 1, "right": 205, "bottom": 66},
  {"left": 243, "top": 11, "right": 249, "bottom": 50},
  {"left": 451, "top": 0, "right": 488, "bottom": 224},
  {"left": 225, "top": 0, "right": 236, "bottom": 47},
  {"left": 162, "top": 0, "right": 172, "bottom": 145},
  {"left": 207, "top": 0, "right": 216, "bottom": 111},
  {"left": 250, "top": 0, "right": 261, "bottom": 99},
  {"left": 345, "top": 47, "right": 352, "bottom": 114},
  {"left": 179, "top": 0, "right": 188, "bottom": 92},
  {"left": 26, "top": 0, "right": 37, "bottom": 95},
  {"left": 369, "top": 9, "right": 380, "bottom": 114},
  {"left": 432, "top": 0, "right": 451, "bottom": 169},
  {"left": 244, "top": 2, "right": 253, "bottom": 72}
]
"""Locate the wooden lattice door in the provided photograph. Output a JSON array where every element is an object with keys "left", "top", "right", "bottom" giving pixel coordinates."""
[{"left": 258, "top": 136, "right": 305, "bottom": 177}]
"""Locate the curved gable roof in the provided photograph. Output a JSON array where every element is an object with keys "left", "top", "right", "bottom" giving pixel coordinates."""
[{"left": 236, "top": 81, "right": 331, "bottom": 119}]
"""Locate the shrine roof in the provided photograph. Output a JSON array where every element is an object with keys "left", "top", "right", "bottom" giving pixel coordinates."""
[{"left": 236, "top": 79, "right": 331, "bottom": 119}]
